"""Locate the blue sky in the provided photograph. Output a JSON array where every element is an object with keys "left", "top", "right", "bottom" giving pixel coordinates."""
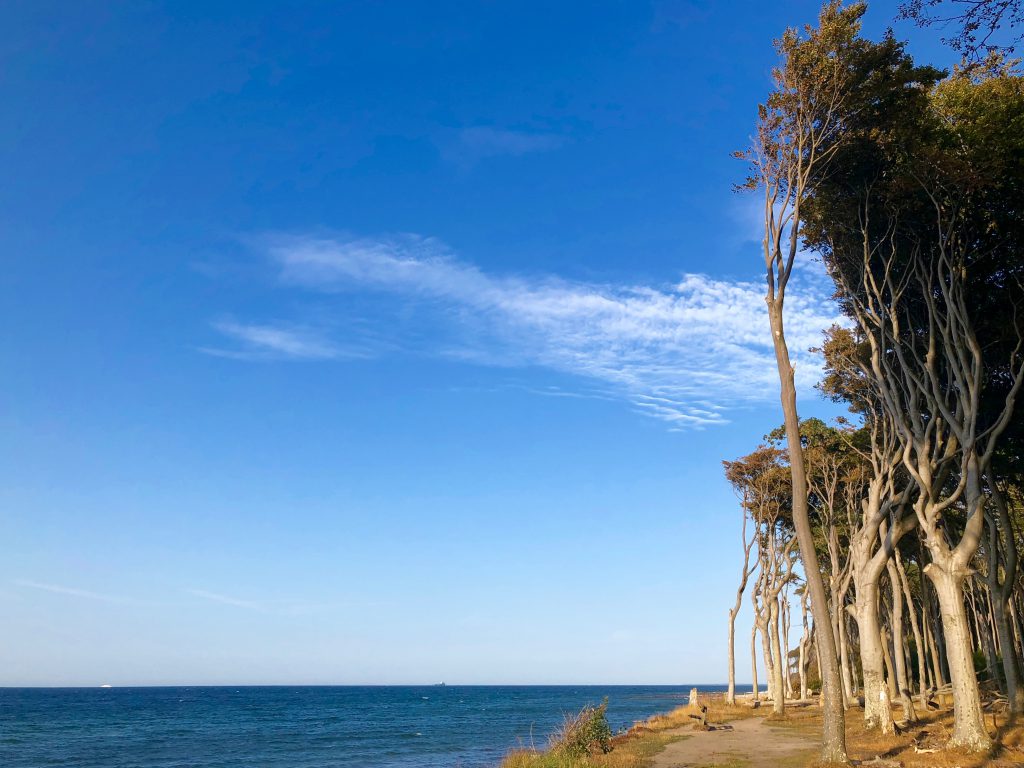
[{"left": 0, "top": 1, "right": 952, "bottom": 686}]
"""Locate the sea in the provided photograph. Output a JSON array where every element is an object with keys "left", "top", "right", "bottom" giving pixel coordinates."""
[{"left": 0, "top": 684, "right": 729, "bottom": 767}]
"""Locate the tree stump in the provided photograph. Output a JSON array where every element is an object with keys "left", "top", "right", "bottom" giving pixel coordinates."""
[{"left": 688, "top": 704, "right": 709, "bottom": 731}]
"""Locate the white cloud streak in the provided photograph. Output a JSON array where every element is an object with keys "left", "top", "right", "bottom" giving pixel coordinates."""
[
  {"left": 202, "top": 320, "right": 369, "bottom": 361},
  {"left": 15, "top": 579, "right": 140, "bottom": 604},
  {"left": 187, "top": 589, "right": 360, "bottom": 616},
  {"left": 188, "top": 589, "right": 266, "bottom": 611},
  {"left": 449, "top": 127, "right": 563, "bottom": 165},
  {"left": 214, "top": 234, "right": 843, "bottom": 428}
]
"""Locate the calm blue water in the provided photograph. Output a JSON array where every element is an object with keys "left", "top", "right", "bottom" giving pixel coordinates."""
[{"left": 0, "top": 685, "right": 726, "bottom": 767}]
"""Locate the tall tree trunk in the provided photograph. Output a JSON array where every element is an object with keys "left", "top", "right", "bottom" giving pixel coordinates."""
[
  {"left": 853, "top": 579, "right": 894, "bottom": 732},
  {"left": 761, "top": 618, "right": 776, "bottom": 702},
  {"left": 751, "top": 623, "right": 760, "bottom": 701},
  {"left": 924, "top": 603, "right": 944, "bottom": 690},
  {"left": 915, "top": 461, "right": 992, "bottom": 750},
  {"left": 727, "top": 505, "right": 756, "bottom": 706},
  {"left": 839, "top": 610, "right": 855, "bottom": 701},
  {"left": 994, "top": 597, "right": 1022, "bottom": 712},
  {"left": 927, "top": 562, "right": 991, "bottom": 750},
  {"left": 1011, "top": 598, "right": 1024, "bottom": 663},
  {"left": 768, "top": 304, "right": 847, "bottom": 760},
  {"left": 879, "top": 596, "right": 897, "bottom": 703},
  {"left": 799, "top": 633, "right": 810, "bottom": 700},
  {"left": 770, "top": 599, "right": 786, "bottom": 714},
  {"left": 988, "top": 482, "right": 1023, "bottom": 712},
  {"left": 782, "top": 596, "right": 794, "bottom": 698},
  {"left": 799, "top": 590, "right": 812, "bottom": 700},
  {"left": 979, "top": 589, "right": 1001, "bottom": 687},
  {"left": 886, "top": 559, "right": 915, "bottom": 721},
  {"left": 895, "top": 552, "right": 928, "bottom": 699},
  {"left": 919, "top": 537, "right": 947, "bottom": 690},
  {"left": 851, "top": 638, "right": 861, "bottom": 694},
  {"left": 881, "top": 626, "right": 898, "bottom": 700},
  {"left": 727, "top": 609, "right": 739, "bottom": 706}
]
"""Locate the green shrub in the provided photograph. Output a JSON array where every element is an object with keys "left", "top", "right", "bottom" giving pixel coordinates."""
[{"left": 552, "top": 699, "right": 613, "bottom": 758}]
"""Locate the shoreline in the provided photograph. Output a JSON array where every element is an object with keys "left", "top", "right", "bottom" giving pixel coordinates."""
[{"left": 500, "top": 689, "right": 1024, "bottom": 768}]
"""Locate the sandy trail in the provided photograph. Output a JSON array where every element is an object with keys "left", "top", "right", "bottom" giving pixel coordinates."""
[{"left": 651, "top": 716, "right": 816, "bottom": 768}]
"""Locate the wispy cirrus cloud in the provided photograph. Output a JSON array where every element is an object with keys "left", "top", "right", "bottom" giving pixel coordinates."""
[
  {"left": 201, "top": 320, "right": 370, "bottom": 361},
  {"left": 207, "top": 234, "right": 843, "bottom": 428},
  {"left": 15, "top": 579, "right": 144, "bottom": 604},
  {"left": 444, "top": 126, "right": 563, "bottom": 166},
  {"left": 188, "top": 589, "right": 265, "bottom": 611},
  {"left": 15, "top": 580, "right": 349, "bottom": 616},
  {"left": 187, "top": 588, "right": 360, "bottom": 616}
]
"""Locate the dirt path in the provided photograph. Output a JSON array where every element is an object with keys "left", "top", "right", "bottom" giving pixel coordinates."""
[{"left": 651, "top": 716, "right": 816, "bottom": 768}]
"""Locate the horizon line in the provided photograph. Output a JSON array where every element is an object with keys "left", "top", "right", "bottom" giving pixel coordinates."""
[{"left": 0, "top": 682, "right": 760, "bottom": 689}]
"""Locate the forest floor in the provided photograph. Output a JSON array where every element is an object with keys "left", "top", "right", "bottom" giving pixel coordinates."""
[{"left": 651, "top": 699, "right": 1024, "bottom": 768}]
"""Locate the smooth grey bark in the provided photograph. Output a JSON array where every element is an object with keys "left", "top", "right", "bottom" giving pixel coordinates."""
[
  {"left": 918, "top": 536, "right": 947, "bottom": 691},
  {"left": 928, "top": 560, "right": 990, "bottom": 749},
  {"left": 816, "top": 453, "right": 854, "bottom": 707},
  {"left": 915, "top": 456, "right": 993, "bottom": 749},
  {"left": 886, "top": 558, "right": 916, "bottom": 721},
  {"left": 838, "top": 606, "right": 855, "bottom": 702},
  {"left": 923, "top": 593, "right": 946, "bottom": 691},
  {"left": 986, "top": 482, "right": 1023, "bottom": 712},
  {"left": 748, "top": 10, "right": 852, "bottom": 757},
  {"left": 727, "top": 507, "right": 757, "bottom": 706},
  {"left": 977, "top": 585, "right": 1001, "bottom": 688},
  {"left": 832, "top": 405, "right": 914, "bottom": 732},
  {"left": 799, "top": 588, "right": 812, "bottom": 700},
  {"left": 851, "top": 639, "right": 861, "bottom": 694},
  {"left": 769, "top": 599, "right": 786, "bottom": 714},
  {"left": 767, "top": 298, "right": 848, "bottom": 760},
  {"left": 894, "top": 550, "right": 928, "bottom": 699},
  {"left": 757, "top": 598, "right": 770, "bottom": 708},
  {"left": 751, "top": 575, "right": 766, "bottom": 702},
  {"left": 754, "top": 565, "right": 777, "bottom": 705},
  {"left": 995, "top": 590, "right": 1023, "bottom": 711},
  {"left": 751, "top": 517, "right": 796, "bottom": 713},
  {"left": 751, "top": 622, "right": 760, "bottom": 701},
  {"left": 853, "top": 579, "right": 894, "bottom": 732},
  {"left": 1011, "top": 598, "right": 1024, "bottom": 663},
  {"left": 782, "top": 590, "right": 794, "bottom": 698},
  {"left": 881, "top": 625, "right": 898, "bottom": 700},
  {"left": 847, "top": 472, "right": 915, "bottom": 734},
  {"left": 763, "top": 627, "right": 776, "bottom": 702}
]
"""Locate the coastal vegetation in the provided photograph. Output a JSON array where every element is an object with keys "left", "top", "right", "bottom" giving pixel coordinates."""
[{"left": 725, "top": 0, "right": 1024, "bottom": 763}]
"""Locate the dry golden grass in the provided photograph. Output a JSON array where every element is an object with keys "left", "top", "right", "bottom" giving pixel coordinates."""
[
  {"left": 768, "top": 702, "right": 1024, "bottom": 767},
  {"left": 501, "top": 731, "right": 683, "bottom": 768},
  {"left": 499, "top": 693, "right": 1024, "bottom": 768},
  {"left": 647, "top": 697, "right": 763, "bottom": 730}
]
